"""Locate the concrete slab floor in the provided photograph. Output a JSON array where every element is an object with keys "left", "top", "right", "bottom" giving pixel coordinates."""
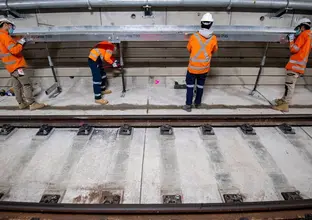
[
  {"left": 0, "top": 77, "right": 311, "bottom": 115},
  {"left": 1, "top": 127, "right": 312, "bottom": 203}
]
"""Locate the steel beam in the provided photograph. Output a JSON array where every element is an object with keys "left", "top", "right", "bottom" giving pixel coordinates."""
[
  {"left": 2, "top": 0, "right": 312, "bottom": 11},
  {"left": 13, "top": 25, "right": 295, "bottom": 42}
]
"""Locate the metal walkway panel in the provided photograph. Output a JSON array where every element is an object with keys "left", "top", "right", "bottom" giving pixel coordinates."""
[{"left": 13, "top": 25, "right": 294, "bottom": 42}]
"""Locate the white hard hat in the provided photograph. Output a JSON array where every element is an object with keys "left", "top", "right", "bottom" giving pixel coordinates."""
[
  {"left": 296, "top": 18, "right": 311, "bottom": 28},
  {"left": 201, "top": 13, "right": 214, "bottom": 22},
  {"left": 0, "top": 18, "right": 15, "bottom": 28}
]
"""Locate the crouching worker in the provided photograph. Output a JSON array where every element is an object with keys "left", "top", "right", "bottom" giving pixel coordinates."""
[
  {"left": 183, "top": 12, "right": 218, "bottom": 112},
  {"left": 0, "top": 18, "right": 45, "bottom": 110},
  {"left": 273, "top": 18, "right": 311, "bottom": 112},
  {"left": 88, "top": 41, "right": 120, "bottom": 105}
]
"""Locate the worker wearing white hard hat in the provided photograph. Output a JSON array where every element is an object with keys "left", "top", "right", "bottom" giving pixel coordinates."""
[
  {"left": 183, "top": 12, "right": 218, "bottom": 112},
  {"left": 0, "top": 17, "right": 45, "bottom": 110},
  {"left": 273, "top": 17, "right": 311, "bottom": 112}
]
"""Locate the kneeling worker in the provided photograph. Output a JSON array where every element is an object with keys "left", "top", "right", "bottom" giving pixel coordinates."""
[
  {"left": 273, "top": 18, "right": 311, "bottom": 112},
  {"left": 183, "top": 12, "right": 218, "bottom": 112},
  {"left": 0, "top": 18, "right": 45, "bottom": 110},
  {"left": 88, "top": 41, "right": 120, "bottom": 105}
]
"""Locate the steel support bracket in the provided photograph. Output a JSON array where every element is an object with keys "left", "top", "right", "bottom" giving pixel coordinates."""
[
  {"left": 201, "top": 124, "right": 215, "bottom": 135},
  {"left": 163, "top": 195, "right": 182, "bottom": 204},
  {"left": 278, "top": 123, "right": 295, "bottom": 134},
  {"left": 143, "top": 5, "right": 152, "bottom": 17},
  {"left": 39, "top": 194, "right": 61, "bottom": 203},
  {"left": 281, "top": 191, "right": 303, "bottom": 200},
  {"left": 160, "top": 125, "right": 173, "bottom": 135},
  {"left": 223, "top": 194, "right": 244, "bottom": 203},
  {"left": 0, "top": 124, "right": 15, "bottom": 136},
  {"left": 174, "top": 81, "right": 187, "bottom": 89},
  {"left": 119, "top": 124, "right": 132, "bottom": 135},
  {"left": 77, "top": 124, "right": 93, "bottom": 136},
  {"left": 36, "top": 124, "right": 53, "bottom": 136},
  {"left": 240, "top": 124, "right": 256, "bottom": 135},
  {"left": 3, "top": 9, "right": 23, "bottom": 19}
]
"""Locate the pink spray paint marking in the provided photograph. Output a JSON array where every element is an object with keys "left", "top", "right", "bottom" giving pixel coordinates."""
[{"left": 155, "top": 80, "right": 160, "bottom": 84}]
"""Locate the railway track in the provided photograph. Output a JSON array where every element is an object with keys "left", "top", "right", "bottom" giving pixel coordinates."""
[
  {"left": 1, "top": 114, "right": 312, "bottom": 219},
  {"left": 0, "top": 114, "right": 312, "bottom": 127}
]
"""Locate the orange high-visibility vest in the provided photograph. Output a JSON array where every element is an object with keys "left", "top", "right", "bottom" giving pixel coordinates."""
[
  {"left": 187, "top": 32, "right": 218, "bottom": 74},
  {"left": 89, "top": 41, "right": 115, "bottom": 64},
  {"left": 285, "top": 30, "right": 311, "bottom": 74},
  {"left": 0, "top": 29, "right": 27, "bottom": 73}
]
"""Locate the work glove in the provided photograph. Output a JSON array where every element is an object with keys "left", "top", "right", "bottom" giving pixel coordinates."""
[
  {"left": 288, "top": 34, "right": 295, "bottom": 42},
  {"left": 112, "top": 60, "right": 120, "bottom": 68},
  {"left": 17, "top": 38, "right": 26, "bottom": 45}
]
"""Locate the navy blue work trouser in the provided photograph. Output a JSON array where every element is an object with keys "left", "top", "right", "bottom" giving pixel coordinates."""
[
  {"left": 185, "top": 71, "right": 207, "bottom": 105},
  {"left": 88, "top": 58, "right": 107, "bottom": 100}
]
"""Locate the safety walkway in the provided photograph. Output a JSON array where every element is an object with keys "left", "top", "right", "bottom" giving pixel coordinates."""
[{"left": 0, "top": 76, "right": 312, "bottom": 115}]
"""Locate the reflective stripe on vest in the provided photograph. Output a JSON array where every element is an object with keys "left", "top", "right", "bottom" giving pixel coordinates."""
[
  {"left": 0, "top": 53, "right": 11, "bottom": 59},
  {"left": 289, "top": 59, "right": 307, "bottom": 66},
  {"left": 188, "top": 65, "right": 209, "bottom": 71},
  {"left": 89, "top": 48, "right": 103, "bottom": 61},
  {"left": 94, "top": 48, "right": 103, "bottom": 61},
  {"left": 3, "top": 60, "right": 16, "bottom": 65},
  {"left": 290, "top": 44, "right": 300, "bottom": 52},
  {"left": 292, "top": 65, "right": 305, "bottom": 71},
  {"left": 7, "top": 43, "right": 15, "bottom": 50},
  {"left": 189, "top": 33, "right": 212, "bottom": 63}
]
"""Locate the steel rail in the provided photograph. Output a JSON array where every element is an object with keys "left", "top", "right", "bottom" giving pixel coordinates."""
[
  {"left": 13, "top": 25, "right": 295, "bottom": 42},
  {"left": 0, "top": 114, "right": 312, "bottom": 127},
  {"left": 0, "top": 200, "right": 312, "bottom": 214}
]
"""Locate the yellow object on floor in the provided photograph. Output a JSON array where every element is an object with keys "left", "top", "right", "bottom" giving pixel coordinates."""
[
  {"left": 102, "top": 90, "right": 112, "bottom": 95},
  {"left": 18, "top": 102, "right": 30, "bottom": 109},
  {"left": 95, "top": 99, "right": 109, "bottom": 105},
  {"left": 30, "top": 102, "right": 45, "bottom": 111},
  {"left": 272, "top": 101, "right": 289, "bottom": 112}
]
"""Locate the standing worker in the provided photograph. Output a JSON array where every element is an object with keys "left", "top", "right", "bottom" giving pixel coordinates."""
[
  {"left": 0, "top": 18, "right": 45, "bottom": 110},
  {"left": 273, "top": 18, "right": 311, "bottom": 112},
  {"left": 88, "top": 41, "right": 120, "bottom": 104},
  {"left": 183, "top": 12, "right": 218, "bottom": 112}
]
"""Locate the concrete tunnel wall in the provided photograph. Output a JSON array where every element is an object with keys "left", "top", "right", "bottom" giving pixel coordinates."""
[{"left": 0, "top": 10, "right": 312, "bottom": 88}]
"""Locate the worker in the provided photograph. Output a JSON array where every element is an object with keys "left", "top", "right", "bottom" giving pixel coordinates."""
[
  {"left": 273, "top": 18, "right": 311, "bottom": 112},
  {"left": 88, "top": 41, "right": 120, "bottom": 104},
  {"left": 0, "top": 18, "right": 45, "bottom": 110},
  {"left": 183, "top": 12, "right": 218, "bottom": 112}
]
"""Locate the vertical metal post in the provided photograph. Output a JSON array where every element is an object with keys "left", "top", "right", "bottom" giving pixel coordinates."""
[
  {"left": 119, "top": 42, "right": 126, "bottom": 95},
  {"left": 250, "top": 43, "right": 269, "bottom": 95}
]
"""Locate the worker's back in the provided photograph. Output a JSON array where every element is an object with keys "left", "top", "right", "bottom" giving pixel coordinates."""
[{"left": 187, "top": 32, "right": 218, "bottom": 74}]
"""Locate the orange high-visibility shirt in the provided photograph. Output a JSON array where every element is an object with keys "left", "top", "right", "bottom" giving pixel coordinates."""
[
  {"left": 285, "top": 30, "right": 311, "bottom": 74},
  {"left": 187, "top": 32, "right": 218, "bottom": 74},
  {"left": 88, "top": 41, "right": 116, "bottom": 64},
  {"left": 0, "top": 29, "right": 27, "bottom": 73}
]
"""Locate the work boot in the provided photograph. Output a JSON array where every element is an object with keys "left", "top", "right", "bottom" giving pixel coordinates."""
[
  {"left": 95, "top": 99, "right": 109, "bottom": 105},
  {"left": 273, "top": 98, "right": 284, "bottom": 105},
  {"left": 182, "top": 105, "right": 192, "bottom": 112},
  {"left": 19, "top": 102, "right": 30, "bottom": 110},
  {"left": 272, "top": 100, "right": 289, "bottom": 112},
  {"left": 194, "top": 103, "right": 201, "bottom": 109},
  {"left": 101, "top": 90, "right": 112, "bottom": 95},
  {"left": 29, "top": 102, "right": 45, "bottom": 111}
]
